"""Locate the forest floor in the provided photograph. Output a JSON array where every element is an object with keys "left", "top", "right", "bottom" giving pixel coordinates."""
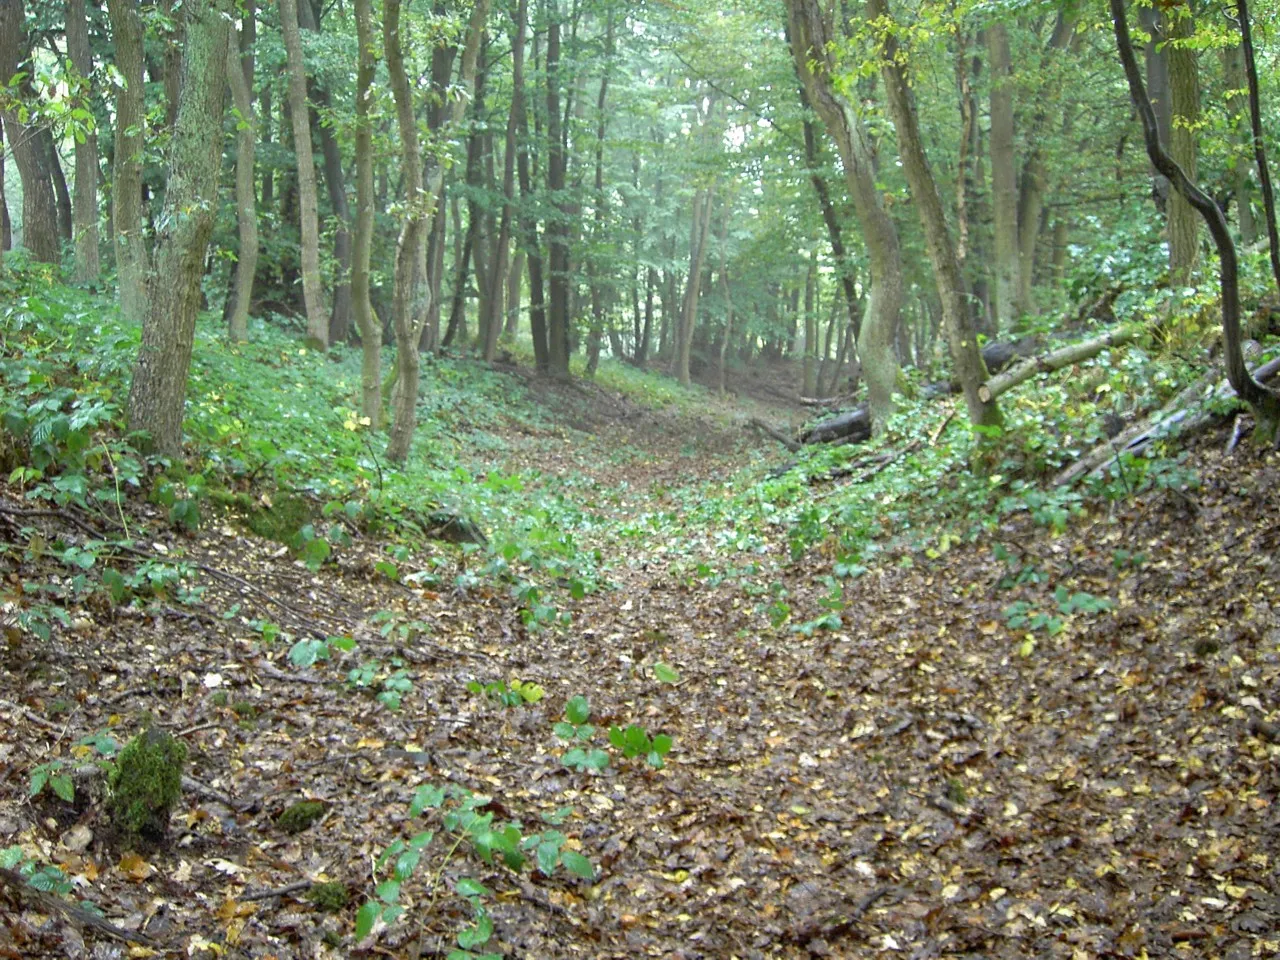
[{"left": 2, "top": 371, "right": 1280, "bottom": 960}]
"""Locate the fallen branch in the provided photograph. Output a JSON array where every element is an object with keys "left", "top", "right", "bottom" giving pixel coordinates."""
[
  {"left": 747, "top": 416, "right": 801, "bottom": 452},
  {"left": 1054, "top": 354, "right": 1280, "bottom": 487},
  {"left": 978, "top": 322, "right": 1146, "bottom": 403},
  {"left": 0, "top": 865, "right": 160, "bottom": 946},
  {"left": 242, "top": 880, "right": 314, "bottom": 901}
]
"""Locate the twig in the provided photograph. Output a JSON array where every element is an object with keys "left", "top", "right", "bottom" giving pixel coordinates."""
[
  {"left": 929, "top": 411, "right": 956, "bottom": 445},
  {"left": 181, "top": 774, "right": 255, "bottom": 813},
  {"left": 241, "top": 880, "right": 314, "bottom": 901},
  {"left": 1227, "top": 413, "right": 1247, "bottom": 453},
  {"left": 257, "top": 663, "right": 330, "bottom": 685},
  {"left": 747, "top": 417, "right": 801, "bottom": 453},
  {"left": 0, "top": 697, "right": 63, "bottom": 731}
]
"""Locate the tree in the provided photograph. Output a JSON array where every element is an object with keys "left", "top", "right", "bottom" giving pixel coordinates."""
[
  {"left": 786, "top": 0, "right": 902, "bottom": 432},
  {"left": 105, "top": 0, "right": 147, "bottom": 319},
  {"left": 66, "top": 0, "right": 100, "bottom": 282},
  {"left": 351, "top": 0, "right": 379, "bottom": 426},
  {"left": 987, "top": 22, "right": 1018, "bottom": 330},
  {"left": 280, "top": 0, "right": 328, "bottom": 348},
  {"left": 866, "top": 0, "right": 1000, "bottom": 429},
  {"left": 1166, "top": 1, "right": 1199, "bottom": 284},
  {"left": 126, "top": 0, "right": 231, "bottom": 455},
  {"left": 0, "top": 0, "right": 61, "bottom": 264},
  {"left": 224, "top": 25, "right": 258, "bottom": 342}
]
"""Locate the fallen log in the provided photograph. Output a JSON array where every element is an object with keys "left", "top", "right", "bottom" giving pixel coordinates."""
[
  {"left": 801, "top": 404, "right": 871, "bottom": 445},
  {"left": 1054, "top": 353, "right": 1280, "bottom": 486},
  {"left": 978, "top": 322, "right": 1146, "bottom": 403},
  {"left": 748, "top": 416, "right": 802, "bottom": 452}
]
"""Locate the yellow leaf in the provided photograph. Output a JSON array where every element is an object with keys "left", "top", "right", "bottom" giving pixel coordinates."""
[
  {"left": 989, "top": 887, "right": 1007, "bottom": 900},
  {"left": 118, "top": 852, "right": 152, "bottom": 881}
]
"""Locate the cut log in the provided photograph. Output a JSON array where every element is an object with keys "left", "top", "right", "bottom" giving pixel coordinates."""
[
  {"left": 801, "top": 405, "right": 871, "bottom": 445},
  {"left": 978, "top": 323, "right": 1146, "bottom": 403}
]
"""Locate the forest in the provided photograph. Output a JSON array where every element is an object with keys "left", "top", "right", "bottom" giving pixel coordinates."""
[{"left": 2, "top": 0, "right": 1280, "bottom": 955}]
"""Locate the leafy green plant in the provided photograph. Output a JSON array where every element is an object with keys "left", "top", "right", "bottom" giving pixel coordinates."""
[
  {"left": 347, "top": 659, "right": 413, "bottom": 710},
  {"left": 288, "top": 634, "right": 357, "bottom": 668},
  {"left": 555, "top": 696, "right": 610, "bottom": 772},
  {"left": 608, "top": 724, "right": 673, "bottom": 769},
  {"left": 466, "top": 678, "right": 545, "bottom": 707},
  {"left": 1054, "top": 586, "right": 1114, "bottom": 616},
  {"left": 29, "top": 759, "right": 75, "bottom": 803}
]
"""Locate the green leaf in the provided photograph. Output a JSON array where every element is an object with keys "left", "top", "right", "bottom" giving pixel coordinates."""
[
  {"left": 355, "top": 900, "right": 381, "bottom": 939},
  {"left": 608, "top": 725, "right": 625, "bottom": 750},
  {"left": 456, "top": 908, "right": 494, "bottom": 948},
  {"left": 51, "top": 774, "right": 74, "bottom": 803},
  {"left": 653, "top": 662, "right": 680, "bottom": 683},
  {"left": 409, "top": 784, "right": 445, "bottom": 816},
  {"left": 565, "top": 695, "right": 590, "bottom": 725},
  {"left": 455, "top": 877, "right": 491, "bottom": 898},
  {"left": 375, "top": 879, "right": 401, "bottom": 903},
  {"left": 0, "top": 846, "right": 22, "bottom": 869},
  {"left": 29, "top": 770, "right": 48, "bottom": 797},
  {"left": 561, "top": 850, "right": 595, "bottom": 880},
  {"left": 553, "top": 721, "right": 577, "bottom": 740},
  {"left": 536, "top": 839, "right": 561, "bottom": 875},
  {"left": 585, "top": 749, "right": 610, "bottom": 771}
]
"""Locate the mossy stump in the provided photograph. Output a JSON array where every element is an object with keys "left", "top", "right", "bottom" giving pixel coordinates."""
[
  {"left": 108, "top": 727, "right": 186, "bottom": 850},
  {"left": 306, "top": 881, "right": 349, "bottom": 912}
]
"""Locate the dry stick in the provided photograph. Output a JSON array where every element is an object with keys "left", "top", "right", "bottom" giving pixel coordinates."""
[
  {"left": 181, "top": 774, "right": 254, "bottom": 812},
  {"left": 0, "top": 697, "right": 63, "bottom": 731},
  {"left": 748, "top": 416, "right": 802, "bottom": 452},
  {"left": 0, "top": 865, "right": 160, "bottom": 946},
  {"left": 242, "top": 880, "right": 314, "bottom": 901}
]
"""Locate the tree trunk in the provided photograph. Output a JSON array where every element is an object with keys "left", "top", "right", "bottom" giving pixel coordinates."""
[
  {"left": 802, "top": 255, "right": 818, "bottom": 395},
  {"left": 513, "top": 0, "right": 547, "bottom": 371},
  {"left": 987, "top": 22, "right": 1018, "bottom": 331},
  {"left": 352, "top": 0, "right": 379, "bottom": 426},
  {"left": 280, "top": 0, "right": 328, "bottom": 347},
  {"left": 385, "top": 0, "right": 488, "bottom": 463},
  {"left": 0, "top": 125, "right": 10, "bottom": 251},
  {"left": 105, "top": 0, "right": 148, "bottom": 315},
  {"left": 1236, "top": 0, "right": 1280, "bottom": 294},
  {"left": 583, "top": 11, "right": 614, "bottom": 378},
  {"left": 1139, "top": 5, "right": 1172, "bottom": 211},
  {"left": 223, "top": 37, "right": 257, "bottom": 342},
  {"left": 0, "top": 0, "right": 60, "bottom": 264},
  {"left": 1220, "top": 43, "right": 1255, "bottom": 244},
  {"left": 672, "top": 185, "right": 713, "bottom": 386},
  {"left": 1167, "top": 3, "right": 1200, "bottom": 285},
  {"left": 544, "top": 4, "right": 571, "bottom": 379},
  {"left": 979, "top": 323, "right": 1145, "bottom": 402},
  {"left": 126, "top": 0, "right": 230, "bottom": 456},
  {"left": 67, "top": 0, "right": 100, "bottom": 282},
  {"left": 787, "top": 0, "right": 902, "bottom": 431},
  {"left": 505, "top": 249, "right": 524, "bottom": 338}
]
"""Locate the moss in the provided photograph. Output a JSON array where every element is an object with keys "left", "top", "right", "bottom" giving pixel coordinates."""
[
  {"left": 277, "top": 799, "right": 326, "bottom": 834},
  {"left": 245, "top": 492, "right": 315, "bottom": 545},
  {"left": 231, "top": 701, "right": 258, "bottom": 719},
  {"left": 306, "top": 881, "right": 349, "bottom": 912},
  {"left": 108, "top": 727, "right": 186, "bottom": 849}
]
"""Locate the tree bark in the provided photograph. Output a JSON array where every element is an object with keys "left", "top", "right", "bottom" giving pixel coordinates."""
[
  {"left": 1220, "top": 43, "right": 1255, "bottom": 245},
  {"left": 672, "top": 181, "right": 713, "bottom": 386},
  {"left": 385, "top": 0, "right": 488, "bottom": 463},
  {"left": 987, "top": 22, "right": 1018, "bottom": 331},
  {"left": 1237, "top": 0, "right": 1280, "bottom": 294},
  {"left": 513, "top": 0, "right": 547, "bottom": 371},
  {"left": 295, "top": 0, "right": 353, "bottom": 344},
  {"left": 868, "top": 0, "right": 1000, "bottom": 428},
  {"left": 223, "top": 36, "right": 257, "bottom": 342},
  {"left": 1167, "top": 3, "right": 1200, "bottom": 285},
  {"left": 352, "top": 0, "right": 379, "bottom": 425},
  {"left": 0, "top": 124, "right": 10, "bottom": 251},
  {"left": 126, "top": 0, "right": 230, "bottom": 456},
  {"left": 802, "top": 255, "right": 818, "bottom": 395},
  {"left": 280, "top": 0, "right": 328, "bottom": 347},
  {"left": 544, "top": 3, "right": 571, "bottom": 379},
  {"left": 105, "top": 0, "right": 148, "bottom": 316},
  {"left": 583, "top": 11, "right": 614, "bottom": 378},
  {"left": 1138, "top": 5, "right": 1172, "bottom": 211},
  {"left": 66, "top": 0, "right": 100, "bottom": 282},
  {"left": 978, "top": 324, "right": 1145, "bottom": 403},
  {"left": 787, "top": 0, "right": 902, "bottom": 431},
  {"left": 1111, "top": 0, "right": 1280, "bottom": 431},
  {"left": 0, "top": 0, "right": 60, "bottom": 264}
]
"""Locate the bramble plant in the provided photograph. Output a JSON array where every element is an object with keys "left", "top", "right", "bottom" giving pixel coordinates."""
[
  {"left": 348, "top": 659, "right": 413, "bottom": 710},
  {"left": 289, "top": 634, "right": 357, "bottom": 668},
  {"left": 466, "top": 678, "right": 545, "bottom": 707}
]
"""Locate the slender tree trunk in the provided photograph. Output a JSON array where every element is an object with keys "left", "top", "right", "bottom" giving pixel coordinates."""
[
  {"left": 1112, "top": 0, "right": 1280, "bottom": 432},
  {"left": 513, "top": 0, "right": 547, "bottom": 371},
  {"left": 1221, "top": 43, "right": 1255, "bottom": 244},
  {"left": 484, "top": 3, "right": 526, "bottom": 361},
  {"left": 280, "top": 0, "right": 327, "bottom": 347},
  {"left": 126, "top": 0, "right": 230, "bottom": 456},
  {"left": 0, "top": 125, "right": 10, "bottom": 251},
  {"left": 717, "top": 216, "right": 733, "bottom": 395},
  {"left": 545, "top": 3, "right": 571, "bottom": 379},
  {"left": 987, "top": 22, "right": 1018, "bottom": 331},
  {"left": 584, "top": 12, "right": 615, "bottom": 378},
  {"left": 384, "top": 0, "right": 488, "bottom": 463},
  {"left": 1167, "top": 2, "right": 1200, "bottom": 284},
  {"left": 802, "top": 255, "right": 818, "bottom": 395},
  {"left": 67, "top": 0, "right": 100, "bottom": 282},
  {"left": 105, "top": 0, "right": 148, "bottom": 314},
  {"left": 352, "top": 0, "right": 379, "bottom": 426},
  {"left": 1139, "top": 5, "right": 1172, "bottom": 211},
  {"left": 787, "top": 0, "right": 902, "bottom": 431},
  {"left": 1237, "top": 0, "right": 1280, "bottom": 294},
  {"left": 868, "top": 0, "right": 999, "bottom": 427},
  {"left": 260, "top": 84, "right": 274, "bottom": 211},
  {"left": 296, "top": 0, "right": 352, "bottom": 344},
  {"left": 224, "top": 37, "right": 257, "bottom": 341},
  {"left": 0, "top": 0, "right": 60, "bottom": 264},
  {"left": 505, "top": 249, "right": 524, "bottom": 338},
  {"left": 672, "top": 186, "right": 713, "bottom": 386}
]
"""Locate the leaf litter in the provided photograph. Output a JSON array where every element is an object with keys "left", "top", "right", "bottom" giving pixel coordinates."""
[{"left": 1, "top": 391, "right": 1278, "bottom": 960}]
